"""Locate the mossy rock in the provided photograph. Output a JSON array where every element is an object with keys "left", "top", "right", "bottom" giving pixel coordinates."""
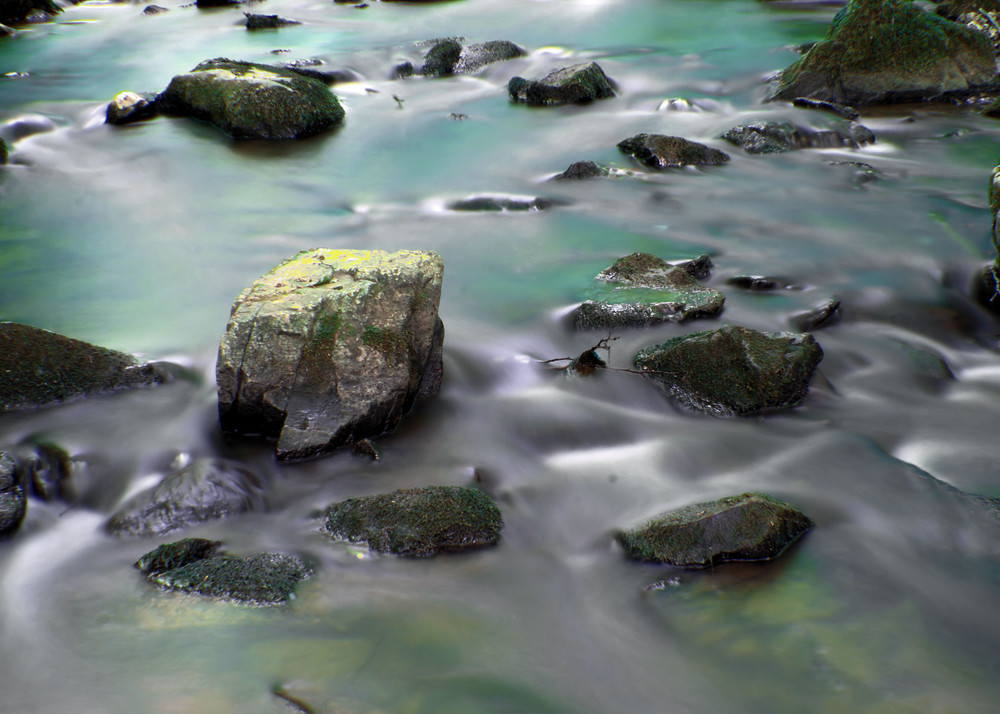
[
  {"left": 508, "top": 62, "right": 615, "bottom": 106},
  {"left": 633, "top": 325, "right": 823, "bottom": 416},
  {"left": 618, "top": 492, "right": 813, "bottom": 567},
  {"left": 158, "top": 58, "right": 345, "bottom": 140},
  {"left": 617, "top": 134, "right": 729, "bottom": 169},
  {"left": 0, "top": 451, "right": 26, "bottom": 538},
  {"left": 323, "top": 486, "right": 503, "bottom": 557},
  {"left": 773, "top": 0, "right": 997, "bottom": 106},
  {"left": 135, "top": 537, "right": 223, "bottom": 575}
]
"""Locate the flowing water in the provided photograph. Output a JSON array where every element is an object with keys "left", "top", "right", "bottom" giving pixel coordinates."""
[{"left": 3, "top": 0, "right": 1000, "bottom": 711}]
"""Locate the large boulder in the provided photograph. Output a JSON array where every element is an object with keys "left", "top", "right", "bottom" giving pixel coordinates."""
[
  {"left": 0, "top": 322, "right": 164, "bottom": 412},
  {"left": 617, "top": 134, "right": 729, "bottom": 169},
  {"left": 617, "top": 493, "right": 813, "bottom": 567},
  {"left": 575, "top": 252, "right": 725, "bottom": 329},
  {"left": 323, "top": 486, "right": 503, "bottom": 557},
  {"left": 157, "top": 58, "right": 345, "bottom": 140},
  {"left": 633, "top": 325, "right": 823, "bottom": 416},
  {"left": 217, "top": 249, "right": 445, "bottom": 461},
  {"left": 422, "top": 39, "right": 526, "bottom": 76},
  {"left": 0, "top": 0, "right": 60, "bottom": 25},
  {"left": 107, "top": 458, "right": 266, "bottom": 537},
  {"left": 508, "top": 62, "right": 615, "bottom": 105},
  {"left": 772, "top": 0, "right": 997, "bottom": 105},
  {"left": 0, "top": 451, "right": 26, "bottom": 538}
]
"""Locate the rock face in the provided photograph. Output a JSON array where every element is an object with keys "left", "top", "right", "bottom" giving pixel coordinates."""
[
  {"left": 422, "top": 39, "right": 526, "bottom": 76},
  {"left": 722, "top": 120, "right": 874, "bottom": 154},
  {"left": 508, "top": 62, "right": 615, "bottom": 105},
  {"left": 617, "top": 134, "right": 729, "bottom": 169},
  {"left": 0, "top": 0, "right": 60, "bottom": 25},
  {"left": 633, "top": 325, "right": 823, "bottom": 416},
  {"left": 576, "top": 252, "right": 725, "bottom": 329},
  {"left": 136, "top": 538, "right": 312, "bottom": 606},
  {"left": 217, "top": 249, "right": 445, "bottom": 461},
  {"left": 0, "top": 322, "right": 164, "bottom": 412},
  {"left": 157, "top": 58, "right": 345, "bottom": 140},
  {"left": 106, "top": 91, "right": 158, "bottom": 125},
  {"left": 107, "top": 458, "right": 266, "bottom": 537},
  {"left": 323, "top": 486, "right": 503, "bottom": 557},
  {"left": 0, "top": 451, "right": 26, "bottom": 538},
  {"left": 772, "top": 0, "right": 996, "bottom": 105},
  {"left": 617, "top": 493, "right": 813, "bottom": 567}
]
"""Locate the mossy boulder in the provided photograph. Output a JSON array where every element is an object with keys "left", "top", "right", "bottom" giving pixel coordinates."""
[
  {"left": 323, "top": 486, "right": 503, "bottom": 557},
  {"left": 217, "top": 249, "right": 445, "bottom": 461},
  {"left": 617, "top": 134, "right": 729, "bottom": 169},
  {"left": 0, "top": 451, "right": 26, "bottom": 538},
  {"left": 157, "top": 58, "right": 345, "bottom": 140},
  {"left": 617, "top": 493, "right": 813, "bottom": 567},
  {"left": 722, "top": 120, "right": 874, "bottom": 154},
  {"left": 633, "top": 325, "right": 823, "bottom": 416},
  {"left": 107, "top": 458, "right": 266, "bottom": 537},
  {"left": 105, "top": 91, "right": 158, "bottom": 126},
  {"left": 0, "top": 0, "right": 60, "bottom": 25},
  {"left": 773, "top": 0, "right": 997, "bottom": 106},
  {"left": 136, "top": 538, "right": 312, "bottom": 606},
  {"left": 576, "top": 252, "right": 725, "bottom": 329},
  {"left": 0, "top": 322, "right": 165, "bottom": 412},
  {"left": 508, "top": 62, "right": 615, "bottom": 106},
  {"left": 422, "top": 39, "right": 526, "bottom": 76}
]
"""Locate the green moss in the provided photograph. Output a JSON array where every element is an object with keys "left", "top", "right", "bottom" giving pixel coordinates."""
[
  {"left": 312, "top": 311, "right": 342, "bottom": 345},
  {"left": 134, "top": 537, "right": 223, "bottom": 576},
  {"left": 146, "top": 552, "right": 313, "bottom": 605},
  {"left": 362, "top": 325, "right": 409, "bottom": 362}
]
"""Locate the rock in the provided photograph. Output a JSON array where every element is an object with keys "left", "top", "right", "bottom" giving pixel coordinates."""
[
  {"left": 790, "top": 297, "right": 841, "bottom": 331},
  {"left": 0, "top": 322, "right": 165, "bottom": 412},
  {"left": 829, "top": 160, "right": 881, "bottom": 186},
  {"left": 447, "top": 195, "right": 554, "bottom": 211},
  {"left": 979, "top": 165, "right": 1000, "bottom": 312},
  {"left": 196, "top": 0, "right": 241, "bottom": 7},
  {"left": 422, "top": 39, "right": 525, "bottom": 76},
  {"left": 0, "top": 138, "right": 7, "bottom": 164},
  {"left": 217, "top": 249, "right": 445, "bottom": 461},
  {"left": 157, "top": 58, "right": 345, "bottom": 140},
  {"left": 136, "top": 539, "right": 312, "bottom": 606},
  {"left": 107, "top": 458, "right": 266, "bottom": 537},
  {"left": 352, "top": 438, "right": 381, "bottom": 461},
  {"left": 105, "top": 91, "right": 158, "bottom": 125},
  {"left": 772, "top": 0, "right": 997, "bottom": 105},
  {"left": 0, "top": 0, "right": 61, "bottom": 25},
  {"left": 617, "top": 134, "right": 729, "bottom": 169},
  {"left": 323, "top": 485, "right": 503, "bottom": 557},
  {"left": 726, "top": 275, "right": 791, "bottom": 291},
  {"left": 617, "top": 493, "right": 813, "bottom": 567},
  {"left": 422, "top": 38, "right": 463, "bottom": 77},
  {"left": 791, "top": 97, "right": 859, "bottom": 120},
  {"left": 575, "top": 252, "right": 725, "bottom": 329},
  {"left": 508, "top": 62, "right": 615, "bottom": 105},
  {"left": 633, "top": 325, "right": 823, "bottom": 416},
  {"left": 552, "top": 160, "right": 610, "bottom": 180},
  {"left": 16, "top": 442, "right": 73, "bottom": 502},
  {"left": 0, "top": 451, "right": 26, "bottom": 538},
  {"left": 142, "top": 5, "right": 168, "bottom": 14},
  {"left": 721, "top": 120, "right": 874, "bottom": 154},
  {"left": 245, "top": 13, "right": 300, "bottom": 30},
  {"left": 392, "top": 61, "right": 415, "bottom": 79},
  {"left": 285, "top": 65, "right": 361, "bottom": 85},
  {"left": 677, "top": 254, "right": 713, "bottom": 280}
]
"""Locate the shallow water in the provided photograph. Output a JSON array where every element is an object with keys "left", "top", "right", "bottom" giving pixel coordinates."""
[{"left": 3, "top": 0, "right": 1000, "bottom": 711}]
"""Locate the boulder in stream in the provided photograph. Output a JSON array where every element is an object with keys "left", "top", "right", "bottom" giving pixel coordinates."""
[
  {"left": 617, "top": 133, "right": 729, "bottom": 169},
  {"left": 422, "top": 39, "right": 526, "bottom": 76},
  {"left": 157, "top": 58, "right": 345, "bottom": 140},
  {"left": 617, "top": 493, "right": 813, "bottom": 567},
  {"left": 0, "top": 322, "right": 165, "bottom": 412},
  {"left": 507, "top": 62, "right": 615, "bottom": 105},
  {"left": 106, "top": 91, "right": 158, "bottom": 125},
  {"left": 217, "top": 249, "right": 445, "bottom": 461},
  {"left": 245, "top": 13, "right": 300, "bottom": 30},
  {"left": 633, "top": 325, "right": 823, "bottom": 416},
  {"left": 0, "top": 0, "right": 61, "bottom": 25},
  {"left": 0, "top": 451, "right": 26, "bottom": 538},
  {"left": 722, "top": 120, "right": 874, "bottom": 154},
  {"left": 771, "top": 0, "right": 997, "bottom": 105},
  {"left": 323, "top": 485, "right": 503, "bottom": 557},
  {"left": 448, "top": 195, "right": 555, "bottom": 212},
  {"left": 552, "top": 160, "right": 610, "bottom": 180}
]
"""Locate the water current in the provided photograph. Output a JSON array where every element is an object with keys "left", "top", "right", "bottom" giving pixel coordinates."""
[{"left": 3, "top": 0, "right": 1000, "bottom": 711}]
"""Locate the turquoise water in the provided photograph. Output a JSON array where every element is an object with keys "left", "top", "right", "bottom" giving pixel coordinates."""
[{"left": 3, "top": 0, "right": 1000, "bottom": 712}]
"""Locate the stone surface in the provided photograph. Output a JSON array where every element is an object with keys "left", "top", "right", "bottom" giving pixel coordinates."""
[
  {"left": 617, "top": 133, "right": 729, "bottom": 169},
  {"left": 0, "top": 322, "right": 164, "bottom": 412},
  {"left": 217, "top": 249, "right": 445, "bottom": 461},
  {"left": 423, "top": 39, "right": 525, "bottom": 76},
  {"left": 323, "top": 486, "right": 503, "bottom": 557},
  {"left": 245, "top": 13, "right": 300, "bottom": 30},
  {"left": 135, "top": 537, "right": 223, "bottom": 575},
  {"left": 772, "top": 0, "right": 997, "bottom": 105},
  {"left": 633, "top": 325, "right": 823, "bottom": 416},
  {"left": 508, "top": 62, "right": 615, "bottom": 105},
  {"left": 575, "top": 252, "right": 725, "bottom": 329},
  {"left": 106, "top": 91, "right": 158, "bottom": 125},
  {"left": 552, "top": 160, "right": 610, "bottom": 180},
  {"left": 0, "top": 0, "right": 60, "bottom": 25},
  {"left": 617, "top": 493, "right": 813, "bottom": 567},
  {"left": 0, "top": 451, "right": 26, "bottom": 538},
  {"left": 722, "top": 120, "right": 874, "bottom": 154},
  {"left": 107, "top": 458, "right": 266, "bottom": 537},
  {"left": 448, "top": 195, "right": 554, "bottom": 212},
  {"left": 158, "top": 58, "right": 345, "bottom": 140}
]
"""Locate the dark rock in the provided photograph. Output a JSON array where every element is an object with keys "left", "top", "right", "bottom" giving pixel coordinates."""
[
  {"left": 106, "top": 91, "right": 158, "bottom": 125},
  {"left": 421, "top": 38, "right": 462, "bottom": 77},
  {"left": 726, "top": 275, "right": 789, "bottom": 291},
  {"left": 107, "top": 458, "right": 266, "bottom": 537},
  {"left": 633, "top": 325, "right": 823, "bottom": 416},
  {"left": 772, "top": 0, "right": 997, "bottom": 105},
  {"left": 790, "top": 297, "right": 841, "bottom": 331},
  {"left": 677, "top": 254, "right": 713, "bottom": 280},
  {"left": 0, "top": 0, "right": 60, "bottom": 25},
  {"left": 323, "top": 485, "right": 503, "bottom": 557},
  {"left": 285, "top": 65, "right": 361, "bottom": 85},
  {"left": 245, "top": 13, "right": 301, "bottom": 30},
  {"left": 508, "top": 62, "right": 615, "bottom": 106},
  {"left": 0, "top": 322, "right": 165, "bottom": 412},
  {"left": 934, "top": 0, "right": 1000, "bottom": 21},
  {"left": 0, "top": 138, "right": 7, "bottom": 164},
  {"left": 575, "top": 252, "right": 725, "bottom": 329},
  {"left": 157, "top": 58, "right": 345, "bottom": 140},
  {"left": 791, "top": 97, "right": 859, "bottom": 120},
  {"left": 352, "top": 438, "right": 381, "bottom": 461},
  {"left": 448, "top": 195, "right": 554, "bottom": 211},
  {"left": 829, "top": 160, "right": 881, "bottom": 185},
  {"left": 617, "top": 133, "right": 729, "bottom": 169},
  {"left": 423, "top": 39, "right": 526, "bottom": 76},
  {"left": 979, "top": 165, "right": 1000, "bottom": 313},
  {"left": 135, "top": 537, "right": 223, "bottom": 576},
  {"left": 722, "top": 120, "right": 874, "bottom": 154},
  {"left": 197, "top": 0, "right": 241, "bottom": 7},
  {"left": 217, "top": 249, "right": 445, "bottom": 461},
  {"left": 552, "top": 160, "right": 609, "bottom": 180},
  {"left": 617, "top": 493, "right": 813, "bottom": 567},
  {"left": 0, "top": 451, "right": 26, "bottom": 538},
  {"left": 393, "top": 61, "right": 415, "bottom": 79},
  {"left": 142, "top": 5, "right": 168, "bottom": 14}
]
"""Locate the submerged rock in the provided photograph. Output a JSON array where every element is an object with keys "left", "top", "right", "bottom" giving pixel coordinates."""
[
  {"left": 0, "top": 322, "right": 164, "bottom": 412},
  {"left": 617, "top": 134, "right": 729, "bottom": 169},
  {"left": 217, "top": 249, "right": 445, "bottom": 461},
  {"left": 633, "top": 325, "right": 823, "bottom": 416},
  {"left": 0, "top": 0, "right": 61, "bottom": 25},
  {"left": 722, "top": 120, "right": 874, "bottom": 154},
  {"left": 15, "top": 441, "right": 73, "bottom": 502},
  {"left": 0, "top": 451, "right": 26, "bottom": 538},
  {"left": 158, "top": 58, "right": 345, "bottom": 140},
  {"left": 107, "top": 458, "right": 266, "bottom": 537},
  {"left": 422, "top": 39, "right": 525, "bottom": 76},
  {"left": 323, "top": 486, "right": 503, "bottom": 557},
  {"left": 448, "top": 195, "right": 554, "bottom": 211},
  {"left": 106, "top": 91, "right": 158, "bottom": 125},
  {"left": 552, "top": 160, "right": 610, "bottom": 180},
  {"left": 135, "top": 537, "right": 223, "bottom": 575},
  {"left": 576, "top": 252, "right": 725, "bottom": 329},
  {"left": 617, "top": 493, "right": 813, "bottom": 567},
  {"left": 245, "top": 13, "right": 300, "bottom": 30},
  {"left": 772, "top": 0, "right": 997, "bottom": 105},
  {"left": 790, "top": 297, "right": 841, "bottom": 331},
  {"left": 508, "top": 62, "right": 615, "bottom": 106}
]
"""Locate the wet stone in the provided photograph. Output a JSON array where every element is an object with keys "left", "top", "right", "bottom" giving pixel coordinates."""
[
  {"left": 245, "top": 13, "right": 301, "bottom": 30},
  {"left": 0, "top": 451, "right": 26, "bottom": 538},
  {"left": 552, "top": 160, "right": 610, "bottom": 181},
  {"left": 135, "top": 537, "right": 223, "bottom": 576},
  {"left": 106, "top": 91, "right": 158, "bottom": 125},
  {"left": 423, "top": 39, "right": 525, "bottom": 76},
  {"left": 0, "top": 0, "right": 61, "bottom": 25},
  {"left": 721, "top": 120, "right": 874, "bottom": 154},
  {"left": 448, "top": 196, "right": 554, "bottom": 212},
  {"left": 142, "top": 5, "right": 168, "bottom": 14},
  {"left": 790, "top": 297, "right": 841, "bottom": 331},
  {"left": 617, "top": 133, "right": 729, "bottom": 169},
  {"left": 617, "top": 493, "right": 814, "bottom": 567},
  {"left": 508, "top": 62, "right": 615, "bottom": 106}
]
